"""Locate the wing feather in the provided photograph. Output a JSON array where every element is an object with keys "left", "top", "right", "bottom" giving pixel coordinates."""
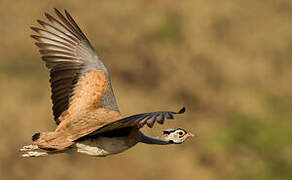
[
  {"left": 81, "top": 107, "right": 186, "bottom": 138},
  {"left": 32, "top": 9, "right": 119, "bottom": 125}
]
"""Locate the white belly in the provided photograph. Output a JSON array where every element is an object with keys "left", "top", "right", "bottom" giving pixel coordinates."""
[{"left": 75, "top": 136, "right": 135, "bottom": 157}]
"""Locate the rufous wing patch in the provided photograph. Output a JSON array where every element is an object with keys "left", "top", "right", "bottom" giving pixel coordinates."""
[{"left": 58, "top": 70, "right": 107, "bottom": 123}]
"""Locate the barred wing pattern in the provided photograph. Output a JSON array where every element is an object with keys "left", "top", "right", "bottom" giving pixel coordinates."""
[
  {"left": 31, "top": 9, "right": 119, "bottom": 124},
  {"left": 84, "top": 107, "right": 186, "bottom": 137}
]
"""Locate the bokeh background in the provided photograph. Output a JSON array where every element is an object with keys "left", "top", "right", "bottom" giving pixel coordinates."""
[{"left": 1, "top": 0, "right": 292, "bottom": 180}]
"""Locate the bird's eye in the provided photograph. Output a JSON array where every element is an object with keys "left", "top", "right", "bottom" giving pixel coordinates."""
[{"left": 178, "top": 131, "right": 184, "bottom": 135}]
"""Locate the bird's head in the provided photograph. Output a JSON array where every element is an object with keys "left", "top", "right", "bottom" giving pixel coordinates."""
[{"left": 163, "top": 128, "right": 195, "bottom": 144}]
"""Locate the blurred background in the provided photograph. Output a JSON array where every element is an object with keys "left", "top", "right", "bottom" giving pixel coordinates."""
[{"left": 0, "top": 0, "right": 292, "bottom": 180}]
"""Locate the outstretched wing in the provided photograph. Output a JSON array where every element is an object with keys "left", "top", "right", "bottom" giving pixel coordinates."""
[
  {"left": 31, "top": 9, "right": 119, "bottom": 125},
  {"left": 81, "top": 107, "right": 186, "bottom": 138}
]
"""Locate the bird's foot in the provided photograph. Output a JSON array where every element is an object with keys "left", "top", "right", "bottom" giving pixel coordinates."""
[
  {"left": 20, "top": 144, "right": 39, "bottom": 151},
  {"left": 21, "top": 151, "right": 48, "bottom": 157}
]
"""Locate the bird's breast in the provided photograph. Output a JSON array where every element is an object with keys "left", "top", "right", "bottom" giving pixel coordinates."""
[{"left": 75, "top": 136, "right": 136, "bottom": 157}]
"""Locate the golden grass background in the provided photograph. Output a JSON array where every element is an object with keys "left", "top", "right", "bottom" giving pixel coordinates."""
[{"left": 1, "top": 0, "right": 292, "bottom": 179}]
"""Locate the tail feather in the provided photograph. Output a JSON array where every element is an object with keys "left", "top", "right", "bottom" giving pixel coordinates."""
[{"left": 32, "top": 133, "right": 40, "bottom": 141}]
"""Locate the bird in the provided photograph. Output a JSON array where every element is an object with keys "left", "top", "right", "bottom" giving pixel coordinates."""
[{"left": 20, "top": 8, "right": 194, "bottom": 157}]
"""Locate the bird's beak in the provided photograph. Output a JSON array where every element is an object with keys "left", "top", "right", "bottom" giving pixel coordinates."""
[{"left": 186, "top": 132, "right": 195, "bottom": 137}]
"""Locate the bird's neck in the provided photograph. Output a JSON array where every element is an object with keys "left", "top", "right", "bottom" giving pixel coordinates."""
[{"left": 138, "top": 132, "right": 172, "bottom": 145}]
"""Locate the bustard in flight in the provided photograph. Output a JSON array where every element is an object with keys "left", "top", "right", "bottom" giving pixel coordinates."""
[{"left": 21, "top": 9, "right": 194, "bottom": 157}]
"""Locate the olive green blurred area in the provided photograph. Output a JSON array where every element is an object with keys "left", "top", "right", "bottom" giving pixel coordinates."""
[{"left": 1, "top": 0, "right": 292, "bottom": 180}]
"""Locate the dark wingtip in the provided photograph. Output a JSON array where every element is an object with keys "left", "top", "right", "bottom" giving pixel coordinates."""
[
  {"left": 30, "top": 34, "right": 38, "bottom": 40},
  {"left": 36, "top": 19, "right": 43, "bottom": 25},
  {"left": 178, "top": 107, "right": 186, "bottom": 114},
  {"left": 54, "top": 8, "right": 62, "bottom": 16},
  {"left": 32, "top": 133, "right": 40, "bottom": 141},
  {"left": 30, "top": 26, "right": 38, "bottom": 32},
  {"left": 44, "top": 12, "right": 50, "bottom": 17},
  {"left": 53, "top": 8, "right": 59, "bottom": 13},
  {"left": 64, "top": 9, "right": 70, "bottom": 16}
]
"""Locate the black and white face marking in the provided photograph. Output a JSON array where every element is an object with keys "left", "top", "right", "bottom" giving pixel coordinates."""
[
  {"left": 163, "top": 128, "right": 193, "bottom": 144},
  {"left": 163, "top": 128, "right": 186, "bottom": 135},
  {"left": 177, "top": 129, "right": 187, "bottom": 137},
  {"left": 163, "top": 128, "right": 177, "bottom": 135}
]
